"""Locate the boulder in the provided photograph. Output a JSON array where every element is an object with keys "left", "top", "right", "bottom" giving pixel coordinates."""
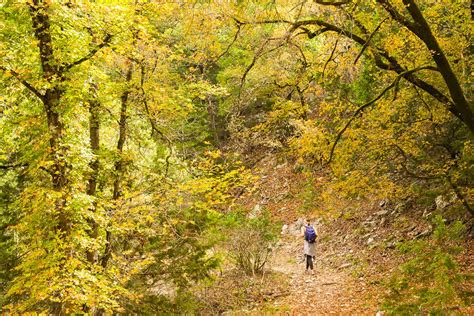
[
  {"left": 281, "top": 224, "right": 289, "bottom": 235},
  {"left": 435, "top": 195, "right": 450, "bottom": 210},
  {"left": 288, "top": 218, "right": 305, "bottom": 235}
]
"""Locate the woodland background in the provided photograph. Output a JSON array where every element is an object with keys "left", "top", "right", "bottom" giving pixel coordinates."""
[{"left": 0, "top": 0, "right": 473, "bottom": 314}]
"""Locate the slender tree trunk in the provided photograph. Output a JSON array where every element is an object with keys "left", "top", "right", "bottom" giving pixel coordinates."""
[
  {"left": 86, "top": 83, "right": 101, "bottom": 264},
  {"left": 207, "top": 97, "right": 220, "bottom": 146},
  {"left": 101, "top": 64, "right": 133, "bottom": 268}
]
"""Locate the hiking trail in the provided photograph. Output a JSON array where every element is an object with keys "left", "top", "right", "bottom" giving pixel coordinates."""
[{"left": 269, "top": 235, "right": 381, "bottom": 314}]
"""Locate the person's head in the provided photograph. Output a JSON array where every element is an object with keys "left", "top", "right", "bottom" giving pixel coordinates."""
[{"left": 306, "top": 219, "right": 311, "bottom": 225}]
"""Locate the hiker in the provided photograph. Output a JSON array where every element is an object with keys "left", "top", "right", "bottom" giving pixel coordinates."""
[{"left": 301, "top": 219, "right": 317, "bottom": 274}]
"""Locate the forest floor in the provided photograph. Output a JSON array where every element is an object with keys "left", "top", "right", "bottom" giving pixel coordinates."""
[
  {"left": 265, "top": 235, "right": 381, "bottom": 314},
  {"left": 238, "top": 155, "right": 473, "bottom": 314}
]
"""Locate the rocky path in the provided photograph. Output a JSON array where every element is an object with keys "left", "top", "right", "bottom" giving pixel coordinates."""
[{"left": 269, "top": 236, "right": 381, "bottom": 314}]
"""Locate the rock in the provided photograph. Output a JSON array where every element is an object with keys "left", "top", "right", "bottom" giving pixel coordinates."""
[
  {"left": 376, "top": 311, "right": 386, "bottom": 316},
  {"left": 379, "top": 217, "right": 386, "bottom": 226},
  {"left": 281, "top": 224, "right": 289, "bottom": 235},
  {"left": 367, "top": 237, "right": 375, "bottom": 245},
  {"left": 435, "top": 195, "right": 450, "bottom": 210},
  {"left": 376, "top": 209, "right": 389, "bottom": 216},
  {"left": 288, "top": 218, "right": 305, "bottom": 235},
  {"left": 248, "top": 204, "right": 262, "bottom": 219},
  {"left": 379, "top": 199, "right": 388, "bottom": 208}
]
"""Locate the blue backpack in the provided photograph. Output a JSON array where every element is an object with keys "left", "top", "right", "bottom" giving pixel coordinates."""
[{"left": 304, "top": 225, "right": 317, "bottom": 243}]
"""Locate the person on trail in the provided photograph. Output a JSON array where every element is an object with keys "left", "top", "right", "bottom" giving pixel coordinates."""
[{"left": 301, "top": 219, "right": 317, "bottom": 274}]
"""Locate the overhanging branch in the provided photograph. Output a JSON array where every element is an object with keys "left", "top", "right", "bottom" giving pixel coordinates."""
[{"left": 327, "top": 66, "right": 437, "bottom": 164}]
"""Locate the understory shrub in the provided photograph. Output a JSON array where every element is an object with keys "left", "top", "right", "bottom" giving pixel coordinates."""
[
  {"left": 225, "top": 210, "right": 279, "bottom": 276},
  {"left": 383, "top": 215, "right": 469, "bottom": 314}
]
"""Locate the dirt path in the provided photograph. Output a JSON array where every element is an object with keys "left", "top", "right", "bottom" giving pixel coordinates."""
[{"left": 269, "top": 236, "right": 381, "bottom": 314}]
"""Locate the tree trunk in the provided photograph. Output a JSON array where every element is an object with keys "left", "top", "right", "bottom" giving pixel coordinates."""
[
  {"left": 29, "top": 1, "right": 69, "bottom": 228},
  {"left": 101, "top": 64, "right": 133, "bottom": 268},
  {"left": 402, "top": 0, "right": 474, "bottom": 134},
  {"left": 86, "top": 83, "right": 101, "bottom": 264},
  {"left": 29, "top": 1, "right": 70, "bottom": 313}
]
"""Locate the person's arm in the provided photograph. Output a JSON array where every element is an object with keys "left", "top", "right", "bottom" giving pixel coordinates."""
[{"left": 301, "top": 226, "right": 305, "bottom": 237}]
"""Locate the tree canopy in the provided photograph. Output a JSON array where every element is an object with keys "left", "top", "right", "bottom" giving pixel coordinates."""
[{"left": 0, "top": 0, "right": 472, "bottom": 313}]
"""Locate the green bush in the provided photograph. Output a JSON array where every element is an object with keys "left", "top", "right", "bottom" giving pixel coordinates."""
[
  {"left": 224, "top": 210, "right": 279, "bottom": 276},
  {"left": 383, "top": 216, "right": 468, "bottom": 314}
]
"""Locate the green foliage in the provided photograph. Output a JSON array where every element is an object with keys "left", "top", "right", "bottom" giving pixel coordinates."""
[
  {"left": 0, "top": 0, "right": 472, "bottom": 313},
  {"left": 0, "top": 170, "right": 20, "bottom": 307},
  {"left": 223, "top": 210, "right": 279, "bottom": 276},
  {"left": 383, "top": 216, "right": 467, "bottom": 314}
]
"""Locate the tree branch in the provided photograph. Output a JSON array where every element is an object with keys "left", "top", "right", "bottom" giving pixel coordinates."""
[
  {"left": 354, "top": 17, "right": 388, "bottom": 65},
  {"left": 400, "top": 0, "right": 474, "bottom": 133},
  {"left": 0, "top": 163, "right": 28, "bottom": 170},
  {"left": 215, "top": 21, "right": 242, "bottom": 61},
  {"left": 322, "top": 36, "right": 340, "bottom": 77},
  {"left": 391, "top": 144, "right": 437, "bottom": 180},
  {"left": 241, "top": 17, "right": 467, "bottom": 129},
  {"left": 376, "top": 0, "right": 418, "bottom": 35},
  {"left": 314, "top": 0, "right": 351, "bottom": 5},
  {"left": 327, "top": 66, "right": 437, "bottom": 164},
  {"left": 139, "top": 63, "right": 173, "bottom": 178},
  {"left": 0, "top": 66, "right": 45, "bottom": 102},
  {"left": 60, "top": 33, "right": 112, "bottom": 73},
  {"left": 287, "top": 19, "right": 462, "bottom": 124}
]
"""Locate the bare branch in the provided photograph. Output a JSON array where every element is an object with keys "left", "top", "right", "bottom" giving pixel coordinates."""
[
  {"left": 376, "top": 0, "right": 418, "bottom": 35},
  {"left": 0, "top": 66, "right": 45, "bottom": 102},
  {"left": 327, "top": 66, "right": 437, "bottom": 164},
  {"left": 239, "top": 39, "right": 285, "bottom": 94},
  {"left": 391, "top": 144, "right": 437, "bottom": 180},
  {"left": 322, "top": 36, "right": 340, "bottom": 78},
  {"left": 60, "top": 34, "right": 112, "bottom": 73},
  {"left": 354, "top": 17, "right": 388, "bottom": 65},
  {"left": 215, "top": 20, "right": 242, "bottom": 61},
  {"left": 315, "top": 0, "right": 351, "bottom": 5},
  {"left": 139, "top": 63, "right": 173, "bottom": 178}
]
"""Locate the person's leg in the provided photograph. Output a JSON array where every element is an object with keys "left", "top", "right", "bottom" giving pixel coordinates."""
[
  {"left": 306, "top": 254, "right": 310, "bottom": 270},
  {"left": 308, "top": 255, "right": 314, "bottom": 270}
]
